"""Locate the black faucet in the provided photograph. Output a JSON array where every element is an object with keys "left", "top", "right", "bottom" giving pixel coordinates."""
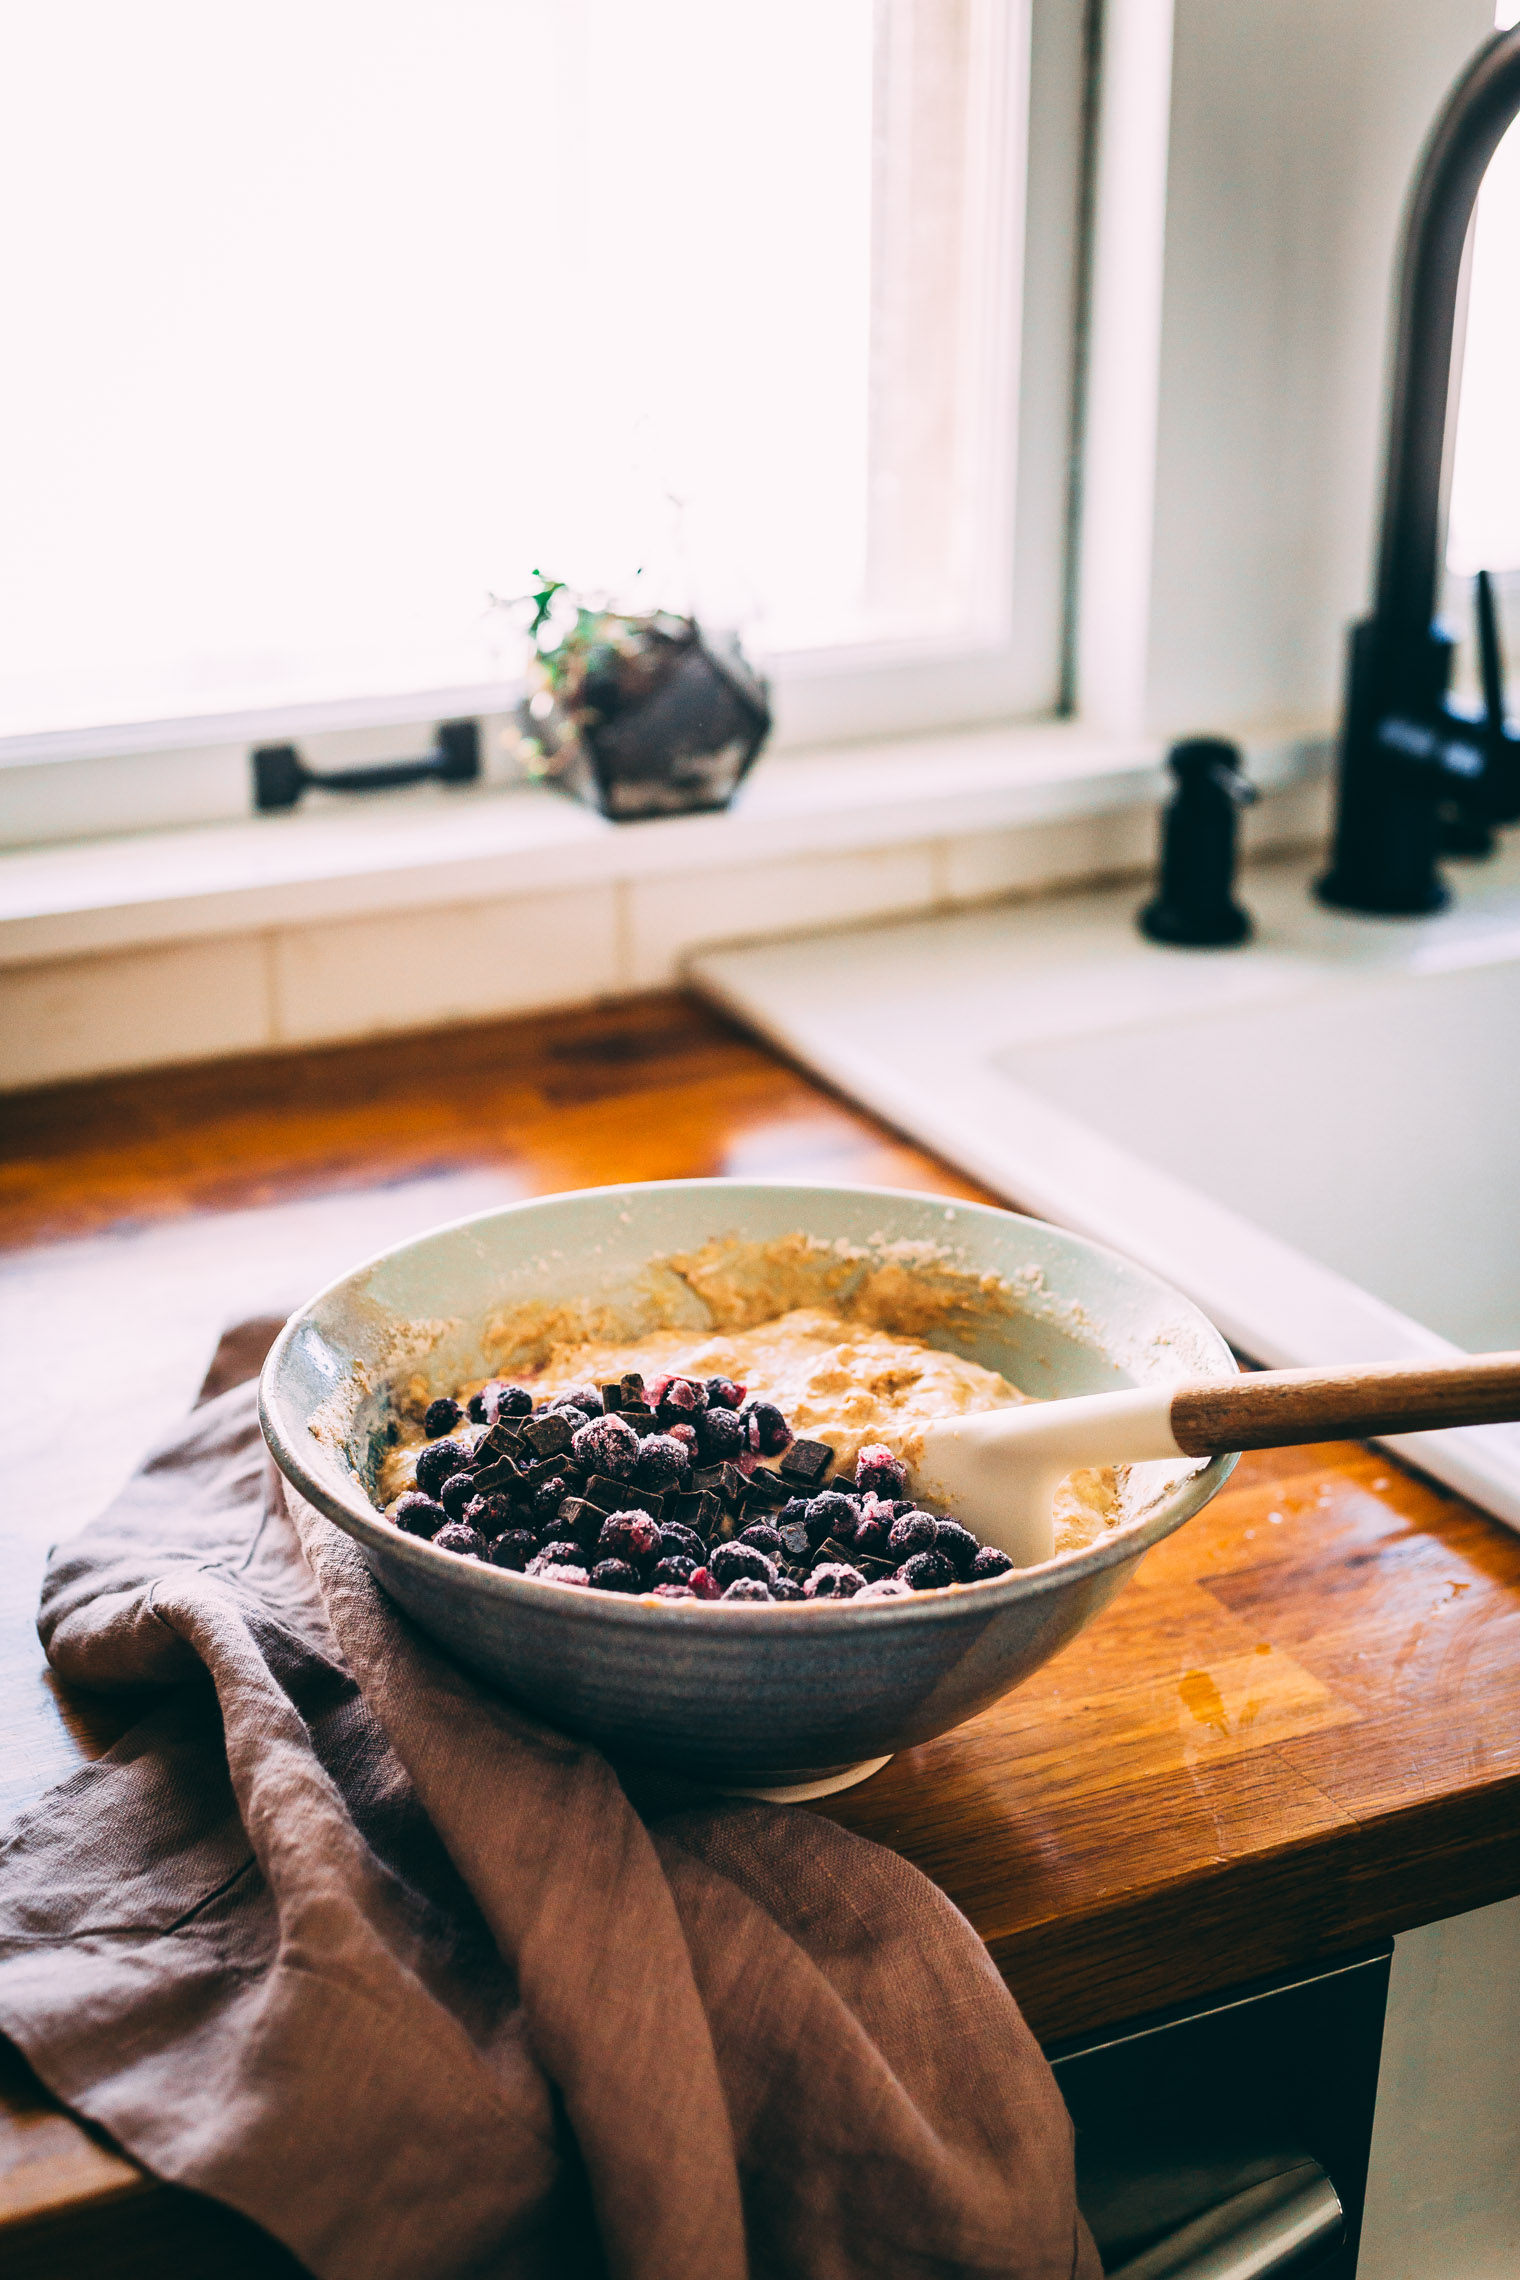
[{"left": 1318, "top": 25, "right": 1520, "bottom": 917}]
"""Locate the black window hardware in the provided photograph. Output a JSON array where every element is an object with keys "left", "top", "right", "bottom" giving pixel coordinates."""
[{"left": 252, "top": 719, "right": 481, "bottom": 813}]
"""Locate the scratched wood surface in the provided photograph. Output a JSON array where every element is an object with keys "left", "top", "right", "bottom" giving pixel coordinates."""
[{"left": 3, "top": 991, "right": 1519, "bottom": 2275}]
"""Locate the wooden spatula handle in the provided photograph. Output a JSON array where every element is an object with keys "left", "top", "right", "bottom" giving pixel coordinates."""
[{"left": 1170, "top": 1353, "right": 1520, "bottom": 1454}]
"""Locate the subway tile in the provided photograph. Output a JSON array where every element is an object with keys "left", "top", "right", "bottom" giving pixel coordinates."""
[
  {"left": 626, "top": 844, "right": 938, "bottom": 990},
  {"left": 269, "top": 886, "right": 620, "bottom": 1046},
  {"left": 0, "top": 934, "right": 271, "bottom": 1089}
]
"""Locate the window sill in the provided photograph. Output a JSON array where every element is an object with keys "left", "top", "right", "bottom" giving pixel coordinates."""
[
  {"left": 0, "top": 717, "right": 1327, "bottom": 961},
  {"left": 0, "top": 716, "right": 1331, "bottom": 1089}
]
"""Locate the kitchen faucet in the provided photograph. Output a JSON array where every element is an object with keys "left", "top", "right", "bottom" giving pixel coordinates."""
[{"left": 1318, "top": 23, "right": 1520, "bottom": 916}]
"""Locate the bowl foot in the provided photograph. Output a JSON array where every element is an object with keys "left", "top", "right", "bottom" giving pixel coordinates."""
[{"left": 710, "top": 1754, "right": 893, "bottom": 1803}]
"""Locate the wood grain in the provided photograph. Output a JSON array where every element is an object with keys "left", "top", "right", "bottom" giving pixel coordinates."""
[
  {"left": 1172, "top": 1353, "right": 1520, "bottom": 1451},
  {"left": 4, "top": 991, "right": 1520, "bottom": 2271}
]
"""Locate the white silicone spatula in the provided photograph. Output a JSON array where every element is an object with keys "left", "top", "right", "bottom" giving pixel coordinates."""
[{"left": 909, "top": 1351, "right": 1520, "bottom": 1568}]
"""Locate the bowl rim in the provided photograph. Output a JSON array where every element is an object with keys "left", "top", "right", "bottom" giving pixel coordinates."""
[{"left": 259, "top": 1177, "right": 1239, "bottom": 1632}]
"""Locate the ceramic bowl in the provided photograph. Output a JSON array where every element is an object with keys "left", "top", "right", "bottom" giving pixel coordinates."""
[{"left": 259, "top": 1181, "right": 1236, "bottom": 1796}]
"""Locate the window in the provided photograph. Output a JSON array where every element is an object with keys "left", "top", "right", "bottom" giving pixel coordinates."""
[{"left": 0, "top": 0, "right": 1071, "bottom": 830}]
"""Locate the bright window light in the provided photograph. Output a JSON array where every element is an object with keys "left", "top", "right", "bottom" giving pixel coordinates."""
[{"left": 0, "top": 1, "right": 1020, "bottom": 745}]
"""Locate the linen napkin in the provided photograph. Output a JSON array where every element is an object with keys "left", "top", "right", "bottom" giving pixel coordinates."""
[{"left": 0, "top": 1319, "right": 1099, "bottom": 2280}]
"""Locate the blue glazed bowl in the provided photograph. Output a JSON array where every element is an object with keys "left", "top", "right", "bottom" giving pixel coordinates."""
[{"left": 259, "top": 1181, "right": 1236, "bottom": 1794}]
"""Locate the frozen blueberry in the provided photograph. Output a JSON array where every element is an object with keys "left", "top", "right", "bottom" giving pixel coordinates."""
[
  {"left": 393, "top": 1491, "right": 447, "bottom": 1539},
  {"left": 636, "top": 1433, "right": 691, "bottom": 1492},
  {"left": 805, "top": 1491, "right": 858, "bottom": 1547},
  {"left": 722, "top": 1576, "right": 773, "bottom": 1602},
  {"left": 551, "top": 1383, "right": 604, "bottom": 1416},
  {"left": 597, "top": 1510, "right": 662, "bottom": 1566},
  {"left": 423, "top": 1396, "right": 463, "bottom": 1438},
  {"left": 771, "top": 1576, "right": 806, "bottom": 1601},
  {"left": 887, "top": 1511, "right": 938, "bottom": 1560},
  {"left": 657, "top": 1375, "right": 705, "bottom": 1413},
  {"left": 850, "top": 1512, "right": 890, "bottom": 1557},
  {"left": 804, "top": 1562, "right": 865, "bottom": 1599},
  {"left": 487, "top": 1528, "right": 537, "bottom": 1570},
  {"left": 933, "top": 1520, "right": 980, "bottom": 1577},
  {"left": 533, "top": 1539, "right": 586, "bottom": 1568},
  {"left": 527, "top": 1555, "right": 590, "bottom": 1585},
  {"left": 709, "top": 1541, "right": 777, "bottom": 1589},
  {"left": 971, "top": 1545, "right": 1015, "bottom": 1580},
  {"left": 665, "top": 1422, "right": 698, "bottom": 1456},
  {"left": 483, "top": 1382, "right": 534, "bottom": 1422},
  {"left": 737, "top": 1522, "right": 784, "bottom": 1562},
  {"left": 695, "top": 1405, "right": 745, "bottom": 1464},
  {"left": 415, "top": 1437, "right": 472, "bottom": 1498},
  {"left": 571, "top": 1413, "right": 641, "bottom": 1481},
  {"left": 856, "top": 1576, "right": 913, "bottom": 1601},
  {"left": 658, "top": 1520, "right": 706, "bottom": 1562},
  {"left": 704, "top": 1376, "right": 746, "bottom": 1409},
  {"left": 743, "top": 1400, "right": 792, "bottom": 1457},
  {"left": 651, "top": 1554, "right": 698, "bottom": 1589},
  {"left": 589, "top": 1558, "right": 641, "bottom": 1593},
  {"left": 652, "top": 1582, "right": 697, "bottom": 1601},
  {"left": 530, "top": 1474, "right": 570, "bottom": 1522},
  {"left": 439, "top": 1472, "right": 478, "bottom": 1520},
  {"left": 688, "top": 1566, "right": 721, "bottom": 1600},
  {"left": 854, "top": 1443, "right": 908, "bottom": 1500},
  {"left": 434, "top": 1520, "right": 487, "bottom": 1559},
  {"left": 463, "top": 1490, "right": 513, "bottom": 1535},
  {"left": 898, "top": 1549, "right": 955, "bottom": 1591},
  {"left": 778, "top": 1497, "right": 811, "bottom": 1529}
]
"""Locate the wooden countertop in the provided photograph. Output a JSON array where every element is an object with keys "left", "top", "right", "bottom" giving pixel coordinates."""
[{"left": 5, "top": 993, "right": 1520, "bottom": 2274}]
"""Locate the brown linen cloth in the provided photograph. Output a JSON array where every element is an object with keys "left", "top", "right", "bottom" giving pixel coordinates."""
[{"left": 0, "top": 1319, "right": 1100, "bottom": 2280}]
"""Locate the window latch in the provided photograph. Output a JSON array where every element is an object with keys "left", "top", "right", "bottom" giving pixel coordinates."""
[{"left": 252, "top": 718, "right": 480, "bottom": 811}]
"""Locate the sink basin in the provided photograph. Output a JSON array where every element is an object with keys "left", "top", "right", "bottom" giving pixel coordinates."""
[{"left": 690, "top": 839, "right": 1520, "bottom": 1527}]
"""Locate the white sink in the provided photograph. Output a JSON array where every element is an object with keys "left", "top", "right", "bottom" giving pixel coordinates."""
[{"left": 690, "top": 839, "right": 1520, "bottom": 1527}]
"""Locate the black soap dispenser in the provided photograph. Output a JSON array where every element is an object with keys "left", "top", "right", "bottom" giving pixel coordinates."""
[{"left": 1138, "top": 737, "right": 1257, "bottom": 947}]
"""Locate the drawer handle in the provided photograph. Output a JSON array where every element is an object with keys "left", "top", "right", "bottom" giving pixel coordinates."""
[{"left": 1106, "top": 2159, "right": 1342, "bottom": 2280}]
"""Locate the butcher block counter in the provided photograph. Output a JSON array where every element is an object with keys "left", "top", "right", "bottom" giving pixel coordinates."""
[{"left": 4, "top": 993, "right": 1520, "bottom": 2276}]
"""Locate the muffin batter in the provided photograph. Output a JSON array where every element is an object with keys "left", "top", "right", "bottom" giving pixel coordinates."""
[{"left": 385, "top": 1306, "right": 1119, "bottom": 1557}]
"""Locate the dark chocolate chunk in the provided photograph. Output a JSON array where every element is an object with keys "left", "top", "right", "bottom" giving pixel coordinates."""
[
  {"left": 672, "top": 1489, "right": 720, "bottom": 1535},
  {"left": 600, "top": 1381, "right": 627, "bottom": 1412},
  {"left": 810, "top": 1535, "right": 855, "bottom": 1570},
  {"left": 778, "top": 1437, "right": 833, "bottom": 1485},
  {"left": 556, "top": 1497, "right": 604, "bottom": 1550},
  {"left": 856, "top": 1553, "right": 897, "bottom": 1582},
  {"left": 469, "top": 1454, "right": 523, "bottom": 1496},
  {"left": 618, "top": 1371, "right": 646, "bottom": 1404},
  {"left": 742, "top": 1467, "right": 790, "bottom": 1510},
  {"left": 479, "top": 1417, "right": 524, "bottom": 1462},
  {"left": 707, "top": 1507, "right": 741, "bottom": 1546},
  {"left": 517, "top": 1454, "right": 572, "bottom": 1492},
  {"left": 693, "top": 1462, "right": 744, "bottom": 1508},
  {"left": 521, "top": 1412, "right": 574, "bottom": 1459},
  {"left": 585, "top": 1474, "right": 663, "bottom": 1519}
]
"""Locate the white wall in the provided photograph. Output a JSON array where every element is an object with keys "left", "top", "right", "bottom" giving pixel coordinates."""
[{"left": 1131, "top": 0, "right": 1496, "bottom": 738}]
